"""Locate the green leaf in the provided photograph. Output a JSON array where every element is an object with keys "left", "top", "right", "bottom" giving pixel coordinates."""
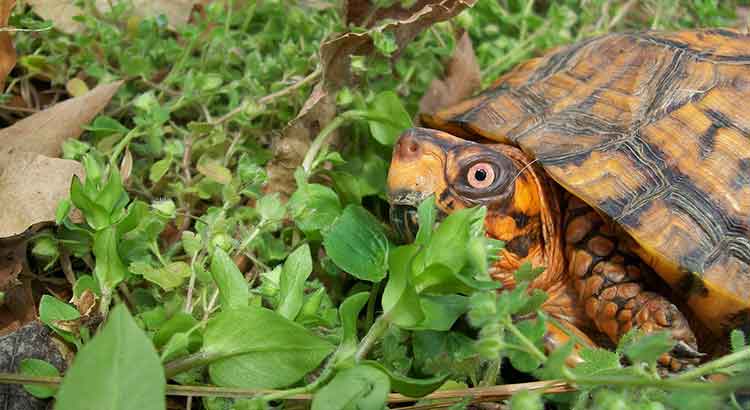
[
  {"left": 96, "top": 169, "right": 128, "bottom": 217},
  {"left": 132, "top": 261, "right": 191, "bottom": 291},
  {"left": 622, "top": 331, "right": 674, "bottom": 364},
  {"left": 93, "top": 226, "right": 128, "bottom": 290},
  {"left": 362, "top": 360, "right": 448, "bottom": 398},
  {"left": 311, "top": 364, "right": 390, "bottom": 410},
  {"left": 414, "top": 195, "right": 436, "bottom": 245},
  {"left": 149, "top": 156, "right": 173, "bottom": 182},
  {"left": 506, "top": 318, "right": 546, "bottom": 373},
  {"left": 197, "top": 159, "right": 232, "bottom": 184},
  {"left": 19, "top": 358, "right": 59, "bottom": 399},
  {"left": 382, "top": 245, "right": 424, "bottom": 327},
  {"left": 534, "top": 342, "right": 573, "bottom": 380},
  {"left": 367, "top": 91, "right": 412, "bottom": 146},
  {"left": 39, "top": 294, "right": 80, "bottom": 325},
  {"left": 70, "top": 176, "right": 109, "bottom": 230},
  {"left": 334, "top": 292, "right": 370, "bottom": 364},
  {"left": 323, "top": 205, "right": 390, "bottom": 282},
  {"left": 418, "top": 207, "right": 486, "bottom": 274},
  {"left": 153, "top": 312, "right": 198, "bottom": 348},
  {"left": 55, "top": 305, "right": 166, "bottom": 410},
  {"left": 573, "top": 347, "right": 622, "bottom": 377},
  {"left": 510, "top": 390, "right": 543, "bottom": 410},
  {"left": 289, "top": 182, "right": 342, "bottom": 236},
  {"left": 257, "top": 194, "right": 286, "bottom": 225},
  {"left": 204, "top": 306, "right": 335, "bottom": 388},
  {"left": 411, "top": 295, "right": 469, "bottom": 331},
  {"left": 277, "top": 244, "right": 313, "bottom": 320},
  {"left": 514, "top": 261, "right": 545, "bottom": 283},
  {"left": 731, "top": 329, "right": 746, "bottom": 353},
  {"left": 413, "top": 263, "right": 500, "bottom": 295},
  {"left": 210, "top": 248, "right": 249, "bottom": 310}
]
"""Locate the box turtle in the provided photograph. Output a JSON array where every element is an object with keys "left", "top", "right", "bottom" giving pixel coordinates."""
[{"left": 387, "top": 29, "right": 750, "bottom": 370}]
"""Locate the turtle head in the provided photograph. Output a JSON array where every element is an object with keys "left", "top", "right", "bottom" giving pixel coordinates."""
[{"left": 387, "top": 127, "right": 563, "bottom": 284}]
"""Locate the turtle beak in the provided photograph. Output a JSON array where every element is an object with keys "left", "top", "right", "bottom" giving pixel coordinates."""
[{"left": 387, "top": 128, "right": 461, "bottom": 242}]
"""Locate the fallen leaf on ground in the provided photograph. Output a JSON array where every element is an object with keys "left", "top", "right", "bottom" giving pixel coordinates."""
[
  {"left": 0, "top": 234, "right": 26, "bottom": 291},
  {"left": 266, "top": 0, "right": 476, "bottom": 196},
  {"left": 27, "top": 0, "right": 197, "bottom": 34},
  {"left": 419, "top": 31, "right": 481, "bottom": 117},
  {"left": 0, "top": 150, "right": 84, "bottom": 238},
  {"left": 345, "top": 0, "right": 443, "bottom": 27},
  {"left": 0, "top": 81, "right": 122, "bottom": 158},
  {"left": 0, "top": 0, "right": 16, "bottom": 90}
]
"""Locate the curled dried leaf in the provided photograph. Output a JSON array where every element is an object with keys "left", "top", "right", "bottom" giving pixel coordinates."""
[{"left": 419, "top": 31, "right": 481, "bottom": 117}]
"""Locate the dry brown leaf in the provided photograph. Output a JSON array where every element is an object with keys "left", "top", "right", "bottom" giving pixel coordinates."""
[
  {"left": 419, "top": 31, "right": 480, "bottom": 117},
  {"left": 27, "top": 0, "right": 196, "bottom": 34},
  {"left": 0, "top": 81, "right": 122, "bottom": 158},
  {"left": 0, "top": 0, "right": 16, "bottom": 90},
  {"left": 0, "top": 234, "right": 26, "bottom": 291},
  {"left": 346, "top": 0, "right": 443, "bottom": 27},
  {"left": 265, "top": 0, "right": 476, "bottom": 196},
  {"left": 0, "top": 150, "right": 84, "bottom": 237}
]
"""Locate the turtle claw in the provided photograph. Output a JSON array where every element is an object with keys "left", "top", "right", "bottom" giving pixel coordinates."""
[{"left": 672, "top": 340, "right": 705, "bottom": 359}]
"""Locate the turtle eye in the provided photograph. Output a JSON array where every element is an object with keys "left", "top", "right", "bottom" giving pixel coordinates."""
[{"left": 467, "top": 163, "right": 495, "bottom": 189}]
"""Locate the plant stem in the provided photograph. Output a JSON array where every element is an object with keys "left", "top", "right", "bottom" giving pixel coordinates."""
[
  {"left": 504, "top": 319, "right": 547, "bottom": 362},
  {"left": 355, "top": 314, "right": 391, "bottom": 361},
  {"left": 164, "top": 351, "right": 223, "bottom": 379},
  {"left": 301, "top": 114, "right": 348, "bottom": 173},
  {"left": 672, "top": 347, "right": 750, "bottom": 381}
]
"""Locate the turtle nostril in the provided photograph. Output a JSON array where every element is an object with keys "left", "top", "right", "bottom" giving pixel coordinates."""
[{"left": 408, "top": 141, "right": 419, "bottom": 153}]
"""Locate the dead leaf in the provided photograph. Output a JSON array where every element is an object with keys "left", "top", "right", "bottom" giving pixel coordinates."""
[
  {"left": 0, "top": 234, "right": 26, "bottom": 291},
  {"left": 0, "top": 151, "right": 84, "bottom": 238},
  {"left": 265, "top": 0, "right": 476, "bottom": 196},
  {"left": 0, "top": 278, "right": 36, "bottom": 336},
  {"left": 0, "top": 0, "right": 16, "bottom": 90},
  {"left": 419, "top": 31, "right": 481, "bottom": 116},
  {"left": 27, "top": 0, "right": 197, "bottom": 34},
  {"left": 0, "top": 80, "right": 122, "bottom": 158},
  {"left": 346, "top": 0, "right": 444, "bottom": 27}
]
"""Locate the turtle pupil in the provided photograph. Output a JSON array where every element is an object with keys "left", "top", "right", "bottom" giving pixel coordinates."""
[{"left": 475, "top": 169, "right": 487, "bottom": 181}]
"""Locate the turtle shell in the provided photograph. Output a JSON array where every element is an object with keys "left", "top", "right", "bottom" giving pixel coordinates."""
[{"left": 423, "top": 29, "right": 750, "bottom": 334}]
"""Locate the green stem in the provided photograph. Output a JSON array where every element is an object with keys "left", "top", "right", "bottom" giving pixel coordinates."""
[
  {"left": 355, "top": 314, "right": 391, "bottom": 361},
  {"left": 164, "top": 351, "right": 223, "bottom": 379},
  {"left": 480, "top": 358, "right": 502, "bottom": 387},
  {"left": 110, "top": 128, "right": 140, "bottom": 167},
  {"left": 261, "top": 362, "right": 335, "bottom": 403},
  {"left": 301, "top": 115, "right": 348, "bottom": 174},
  {"left": 504, "top": 319, "right": 547, "bottom": 362},
  {"left": 672, "top": 347, "right": 750, "bottom": 381}
]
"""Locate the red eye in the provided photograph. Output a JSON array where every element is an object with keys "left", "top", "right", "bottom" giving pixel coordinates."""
[{"left": 467, "top": 163, "right": 495, "bottom": 189}]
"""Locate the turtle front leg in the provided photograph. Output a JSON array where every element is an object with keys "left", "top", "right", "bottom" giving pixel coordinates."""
[{"left": 564, "top": 198, "right": 702, "bottom": 371}]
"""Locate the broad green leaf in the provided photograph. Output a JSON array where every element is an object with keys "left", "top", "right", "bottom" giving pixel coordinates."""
[
  {"left": 256, "top": 194, "right": 286, "bottom": 224},
  {"left": 55, "top": 305, "right": 166, "bottom": 410},
  {"left": 334, "top": 292, "right": 370, "bottom": 364},
  {"left": 204, "top": 306, "right": 334, "bottom": 388},
  {"left": 277, "top": 244, "right": 313, "bottom": 320},
  {"left": 363, "top": 360, "right": 448, "bottom": 398},
  {"left": 368, "top": 91, "right": 412, "bottom": 146},
  {"left": 410, "top": 295, "right": 469, "bottom": 331},
  {"left": 311, "top": 364, "right": 390, "bottom": 410},
  {"left": 73, "top": 275, "right": 100, "bottom": 297},
  {"left": 323, "top": 205, "right": 390, "bottom": 282},
  {"left": 39, "top": 295, "right": 80, "bottom": 324},
  {"left": 382, "top": 245, "right": 423, "bottom": 327},
  {"left": 418, "top": 207, "right": 486, "bottom": 274},
  {"left": 289, "top": 182, "right": 342, "bottom": 236},
  {"left": 133, "top": 261, "right": 191, "bottom": 291},
  {"left": 414, "top": 195, "right": 436, "bottom": 245},
  {"left": 93, "top": 226, "right": 128, "bottom": 290},
  {"left": 210, "top": 248, "right": 249, "bottom": 310},
  {"left": 197, "top": 160, "right": 232, "bottom": 184},
  {"left": 153, "top": 312, "right": 198, "bottom": 348},
  {"left": 20, "top": 358, "right": 59, "bottom": 398},
  {"left": 622, "top": 331, "right": 674, "bottom": 364},
  {"left": 413, "top": 263, "right": 500, "bottom": 295},
  {"left": 514, "top": 261, "right": 545, "bottom": 283},
  {"left": 95, "top": 169, "right": 128, "bottom": 217}
]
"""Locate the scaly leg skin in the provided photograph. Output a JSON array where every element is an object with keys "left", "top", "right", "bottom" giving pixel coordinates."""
[{"left": 564, "top": 196, "right": 703, "bottom": 371}]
